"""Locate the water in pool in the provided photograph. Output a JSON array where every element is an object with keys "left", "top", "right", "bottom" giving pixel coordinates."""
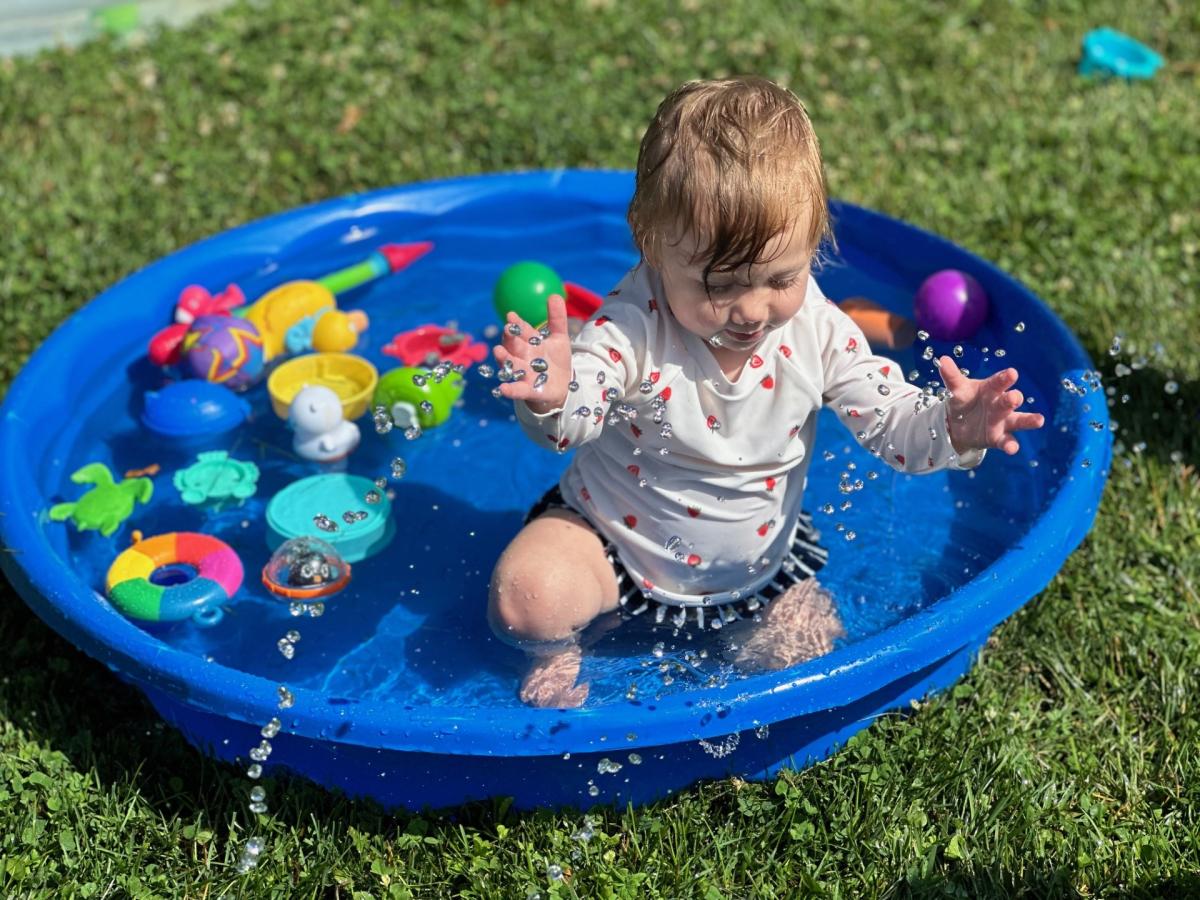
[{"left": 51, "top": 213, "right": 1061, "bottom": 711}]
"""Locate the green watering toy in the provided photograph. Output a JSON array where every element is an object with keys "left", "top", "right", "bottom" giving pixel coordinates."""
[{"left": 374, "top": 366, "right": 465, "bottom": 430}]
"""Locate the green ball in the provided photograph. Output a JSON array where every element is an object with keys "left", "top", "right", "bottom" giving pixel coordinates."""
[{"left": 492, "top": 261, "right": 565, "bottom": 326}]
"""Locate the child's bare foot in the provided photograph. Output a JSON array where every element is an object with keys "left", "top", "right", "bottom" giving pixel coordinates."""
[
  {"left": 725, "top": 579, "right": 845, "bottom": 673},
  {"left": 519, "top": 644, "right": 590, "bottom": 708}
]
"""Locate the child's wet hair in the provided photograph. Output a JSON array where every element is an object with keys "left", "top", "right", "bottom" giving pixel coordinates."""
[{"left": 628, "top": 76, "right": 833, "bottom": 288}]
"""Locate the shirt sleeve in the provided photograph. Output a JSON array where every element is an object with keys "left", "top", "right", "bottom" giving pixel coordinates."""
[
  {"left": 817, "top": 298, "right": 986, "bottom": 473},
  {"left": 513, "top": 284, "right": 652, "bottom": 455}
]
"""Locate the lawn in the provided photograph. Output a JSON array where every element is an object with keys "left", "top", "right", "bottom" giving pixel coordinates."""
[{"left": 1, "top": 0, "right": 1198, "bottom": 896}]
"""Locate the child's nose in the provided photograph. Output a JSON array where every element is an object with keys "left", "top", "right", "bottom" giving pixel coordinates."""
[{"left": 731, "top": 288, "right": 772, "bottom": 326}]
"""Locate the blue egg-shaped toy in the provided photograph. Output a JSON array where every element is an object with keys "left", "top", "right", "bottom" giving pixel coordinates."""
[{"left": 141, "top": 380, "right": 251, "bottom": 439}]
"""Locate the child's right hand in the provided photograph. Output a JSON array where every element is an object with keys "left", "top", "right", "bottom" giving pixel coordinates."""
[{"left": 493, "top": 294, "right": 573, "bottom": 414}]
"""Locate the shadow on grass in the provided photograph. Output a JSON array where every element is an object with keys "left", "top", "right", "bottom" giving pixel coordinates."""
[
  {"left": 1095, "top": 358, "right": 1198, "bottom": 467},
  {"left": 0, "top": 586, "right": 527, "bottom": 844}
]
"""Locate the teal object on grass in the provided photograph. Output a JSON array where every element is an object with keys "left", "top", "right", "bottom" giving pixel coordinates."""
[
  {"left": 265, "top": 473, "right": 394, "bottom": 563},
  {"left": 1079, "top": 28, "right": 1163, "bottom": 80}
]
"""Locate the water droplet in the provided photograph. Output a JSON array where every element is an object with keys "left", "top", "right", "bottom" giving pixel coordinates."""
[
  {"left": 1165, "top": 381, "right": 1179, "bottom": 395},
  {"left": 952, "top": 345, "right": 964, "bottom": 358},
  {"left": 373, "top": 410, "right": 393, "bottom": 434},
  {"left": 1014, "top": 321, "right": 1026, "bottom": 333},
  {"left": 1109, "top": 335, "right": 1122, "bottom": 356},
  {"left": 249, "top": 740, "right": 273, "bottom": 762},
  {"left": 505, "top": 323, "right": 522, "bottom": 336},
  {"left": 250, "top": 786, "right": 266, "bottom": 803},
  {"left": 365, "top": 490, "right": 382, "bottom": 505},
  {"left": 922, "top": 346, "right": 935, "bottom": 361},
  {"left": 249, "top": 802, "right": 268, "bottom": 814},
  {"left": 246, "top": 763, "right": 263, "bottom": 779},
  {"left": 994, "top": 348, "right": 1006, "bottom": 358},
  {"left": 588, "top": 785, "right": 600, "bottom": 797},
  {"left": 261, "top": 718, "right": 281, "bottom": 738},
  {"left": 277, "top": 686, "right": 295, "bottom": 709},
  {"left": 604, "top": 387, "right": 620, "bottom": 401},
  {"left": 877, "top": 384, "right": 890, "bottom": 396},
  {"left": 597, "top": 757, "right": 622, "bottom": 774},
  {"left": 754, "top": 724, "right": 770, "bottom": 740},
  {"left": 307, "top": 602, "right": 325, "bottom": 617},
  {"left": 477, "top": 364, "right": 494, "bottom": 379},
  {"left": 530, "top": 358, "right": 549, "bottom": 373},
  {"left": 312, "top": 514, "right": 338, "bottom": 533},
  {"left": 651, "top": 642, "right": 665, "bottom": 658},
  {"left": 404, "top": 425, "right": 423, "bottom": 440},
  {"left": 528, "top": 335, "right": 542, "bottom": 346},
  {"left": 411, "top": 373, "right": 428, "bottom": 388},
  {"left": 628, "top": 753, "right": 643, "bottom": 765},
  {"left": 568, "top": 380, "right": 579, "bottom": 392},
  {"left": 639, "top": 380, "right": 654, "bottom": 394},
  {"left": 277, "top": 638, "right": 295, "bottom": 659}
]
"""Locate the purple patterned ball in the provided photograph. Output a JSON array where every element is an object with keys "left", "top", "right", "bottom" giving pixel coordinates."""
[
  {"left": 913, "top": 270, "right": 989, "bottom": 341},
  {"left": 182, "top": 315, "right": 264, "bottom": 390}
]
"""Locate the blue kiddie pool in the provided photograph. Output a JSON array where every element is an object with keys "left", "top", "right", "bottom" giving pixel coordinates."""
[{"left": 0, "top": 171, "right": 1109, "bottom": 810}]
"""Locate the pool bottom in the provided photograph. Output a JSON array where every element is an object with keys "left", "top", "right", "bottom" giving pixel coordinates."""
[{"left": 142, "top": 634, "right": 984, "bottom": 811}]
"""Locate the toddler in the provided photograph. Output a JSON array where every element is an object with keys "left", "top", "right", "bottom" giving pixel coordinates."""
[{"left": 488, "top": 77, "right": 1044, "bottom": 707}]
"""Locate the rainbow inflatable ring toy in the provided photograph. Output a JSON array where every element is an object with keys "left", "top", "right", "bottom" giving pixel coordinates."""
[{"left": 106, "top": 532, "right": 243, "bottom": 627}]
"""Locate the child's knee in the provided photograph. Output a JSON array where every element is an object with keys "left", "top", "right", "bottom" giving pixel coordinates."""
[{"left": 487, "top": 559, "right": 579, "bottom": 645}]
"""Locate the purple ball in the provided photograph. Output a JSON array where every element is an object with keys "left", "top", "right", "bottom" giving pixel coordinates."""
[
  {"left": 182, "top": 315, "right": 265, "bottom": 391},
  {"left": 913, "top": 270, "right": 989, "bottom": 341}
]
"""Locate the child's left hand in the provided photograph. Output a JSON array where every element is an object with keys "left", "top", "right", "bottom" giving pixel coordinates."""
[{"left": 939, "top": 357, "right": 1045, "bottom": 455}]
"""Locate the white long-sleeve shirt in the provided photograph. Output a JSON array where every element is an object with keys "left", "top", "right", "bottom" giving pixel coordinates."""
[{"left": 515, "top": 262, "right": 984, "bottom": 607}]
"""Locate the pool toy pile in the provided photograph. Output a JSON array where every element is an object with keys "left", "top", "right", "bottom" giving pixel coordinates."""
[{"left": 0, "top": 171, "right": 1108, "bottom": 810}]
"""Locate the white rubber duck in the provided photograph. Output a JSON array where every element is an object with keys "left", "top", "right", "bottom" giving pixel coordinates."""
[{"left": 289, "top": 385, "right": 361, "bottom": 462}]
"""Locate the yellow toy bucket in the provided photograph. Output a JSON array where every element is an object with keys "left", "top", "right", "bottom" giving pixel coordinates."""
[{"left": 267, "top": 353, "right": 379, "bottom": 420}]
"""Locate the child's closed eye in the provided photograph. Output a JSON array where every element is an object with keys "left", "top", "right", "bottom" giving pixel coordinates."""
[{"left": 769, "top": 276, "right": 799, "bottom": 291}]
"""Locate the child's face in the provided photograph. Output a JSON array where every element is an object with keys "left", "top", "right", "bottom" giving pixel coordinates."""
[{"left": 656, "top": 224, "right": 814, "bottom": 353}]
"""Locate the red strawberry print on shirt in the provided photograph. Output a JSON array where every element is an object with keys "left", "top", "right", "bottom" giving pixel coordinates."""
[
  {"left": 761, "top": 375, "right": 775, "bottom": 390},
  {"left": 757, "top": 522, "right": 770, "bottom": 537},
  {"left": 580, "top": 487, "right": 591, "bottom": 502},
  {"left": 895, "top": 453, "right": 906, "bottom": 465},
  {"left": 845, "top": 337, "right": 858, "bottom": 353},
  {"left": 648, "top": 297, "right": 658, "bottom": 312},
  {"left": 788, "top": 424, "right": 801, "bottom": 438},
  {"left": 706, "top": 415, "right": 719, "bottom": 431},
  {"left": 779, "top": 345, "right": 792, "bottom": 358},
  {"left": 687, "top": 506, "right": 701, "bottom": 518},
  {"left": 649, "top": 370, "right": 661, "bottom": 384},
  {"left": 927, "top": 456, "right": 934, "bottom": 468},
  {"left": 642, "top": 577, "right": 654, "bottom": 590},
  {"left": 848, "top": 409, "right": 861, "bottom": 418},
  {"left": 608, "top": 347, "right": 622, "bottom": 363},
  {"left": 749, "top": 354, "right": 764, "bottom": 369},
  {"left": 594, "top": 315, "right": 610, "bottom": 326},
  {"left": 627, "top": 464, "right": 640, "bottom": 477},
  {"left": 658, "top": 386, "right": 671, "bottom": 402},
  {"left": 624, "top": 514, "right": 637, "bottom": 529},
  {"left": 765, "top": 476, "right": 776, "bottom": 491},
  {"left": 879, "top": 365, "right": 891, "bottom": 377},
  {"left": 558, "top": 438, "right": 570, "bottom": 450},
  {"left": 686, "top": 554, "right": 701, "bottom": 567},
  {"left": 630, "top": 423, "right": 642, "bottom": 438}
]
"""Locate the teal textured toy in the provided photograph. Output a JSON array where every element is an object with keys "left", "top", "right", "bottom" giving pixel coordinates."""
[
  {"left": 1079, "top": 28, "right": 1163, "bottom": 80},
  {"left": 48, "top": 463, "right": 153, "bottom": 537},
  {"left": 265, "top": 473, "right": 394, "bottom": 563},
  {"left": 374, "top": 366, "right": 465, "bottom": 430},
  {"left": 173, "top": 451, "right": 260, "bottom": 507}
]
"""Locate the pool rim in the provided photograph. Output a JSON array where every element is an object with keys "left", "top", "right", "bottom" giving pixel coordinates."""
[{"left": 0, "top": 168, "right": 1110, "bottom": 756}]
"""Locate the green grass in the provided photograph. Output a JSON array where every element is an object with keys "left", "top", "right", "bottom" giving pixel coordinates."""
[{"left": 1, "top": 0, "right": 1199, "bottom": 896}]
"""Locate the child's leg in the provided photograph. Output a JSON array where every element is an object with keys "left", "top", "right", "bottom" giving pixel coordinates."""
[
  {"left": 723, "top": 578, "right": 845, "bottom": 672},
  {"left": 488, "top": 508, "right": 621, "bottom": 707}
]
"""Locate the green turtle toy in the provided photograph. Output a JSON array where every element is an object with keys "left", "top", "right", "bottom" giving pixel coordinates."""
[
  {"left": 48, "top": 463, "right": 153, "bottom": 537},
  {"left": 173, "top": 451, "right": 260, "bottom": 508}
]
